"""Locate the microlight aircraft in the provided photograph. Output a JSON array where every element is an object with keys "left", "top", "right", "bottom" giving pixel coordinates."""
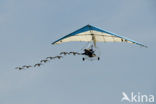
[{"left": 52, "top": 25, "right": 147, "bottom": 61}]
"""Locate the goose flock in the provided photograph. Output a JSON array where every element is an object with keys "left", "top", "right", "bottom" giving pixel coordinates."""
[{"left": 15, "top": 51, "right": 82, "bottom": 70}]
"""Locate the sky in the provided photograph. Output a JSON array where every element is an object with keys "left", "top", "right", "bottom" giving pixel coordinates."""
[{"left": 0, "top": 0, "right": 156, "bottom": 104}]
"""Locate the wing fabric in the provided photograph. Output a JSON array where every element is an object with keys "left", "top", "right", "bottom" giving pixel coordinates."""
[
  {"left": 89, "top": 30, "right": 147, "bottom": 47},
  {"left": 52, "top": 25, "right": 147, "bottom": 47}
]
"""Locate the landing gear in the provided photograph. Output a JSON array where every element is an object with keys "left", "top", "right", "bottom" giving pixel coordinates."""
[
  {"left": 98, "top": 57, "right": 100, "bottom": 60},
  {"left": 82, "top": 57, "right": 85, "bottom": 61}
]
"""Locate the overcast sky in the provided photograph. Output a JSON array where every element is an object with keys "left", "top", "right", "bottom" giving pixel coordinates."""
[{"left": 0, "top": 0, "right": 156, "bottom": 104}]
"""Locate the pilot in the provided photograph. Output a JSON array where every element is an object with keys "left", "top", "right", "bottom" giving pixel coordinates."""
[{"left": 83, "top": 48, "right": 95, "bottom": 57}]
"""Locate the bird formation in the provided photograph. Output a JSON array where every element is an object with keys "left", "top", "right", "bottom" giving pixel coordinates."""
[
  {"left": 60, "top": 51, "right": 81, "bottom": 56},
  {"left": 15, "top": 51, "right": 82, "bottom": 70}
]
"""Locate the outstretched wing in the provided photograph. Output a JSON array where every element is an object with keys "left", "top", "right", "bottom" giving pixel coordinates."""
[
  {"left": 52, "top": 25, "right": 92, "bottom": 44},
  {"left": 52, "top": 25, "right": 147, "bottom": 47}
]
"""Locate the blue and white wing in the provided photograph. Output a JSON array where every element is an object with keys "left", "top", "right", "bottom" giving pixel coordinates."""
[{"left": 52, "top": 25, "right": 147, "bottom": 48}]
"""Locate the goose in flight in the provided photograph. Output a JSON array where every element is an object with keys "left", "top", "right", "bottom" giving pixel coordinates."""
[
  {"left": 34, "top": 63, "right": 42, "bottom": 67},
  {"left": 40, "top": 59, "right": 49, "bottom": 63}
]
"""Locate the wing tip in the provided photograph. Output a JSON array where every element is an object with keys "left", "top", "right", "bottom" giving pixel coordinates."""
[
  {"left": 143, "top": 45, "right": 148, "bottom": 48},
  {"left": 136, "top": 43, "right": 148, "bottom": 48},
  {"left": 51, "top": 42, "right": 56, "bottom": 45}
]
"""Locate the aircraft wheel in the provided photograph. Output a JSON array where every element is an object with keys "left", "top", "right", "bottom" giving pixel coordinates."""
[
  {"left": 98, "top": 57, "right": 100, "bottom": 60},
  {"left": 82, "top": 58, "right": 85, "bottom": 61}
]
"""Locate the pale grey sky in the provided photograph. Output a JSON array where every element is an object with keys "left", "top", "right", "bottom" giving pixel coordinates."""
[{"left": 0, "top": 0, "right": 156, "bottom": 104}]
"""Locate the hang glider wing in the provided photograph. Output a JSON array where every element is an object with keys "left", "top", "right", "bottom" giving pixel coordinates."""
[{"left": 52, "top": 25, "right": 147, "bottom": 47}]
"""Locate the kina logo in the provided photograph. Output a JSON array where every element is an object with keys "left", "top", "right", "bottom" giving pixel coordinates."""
[{"left": 121, "top": 92, "right": 154, "bottom": 103}]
